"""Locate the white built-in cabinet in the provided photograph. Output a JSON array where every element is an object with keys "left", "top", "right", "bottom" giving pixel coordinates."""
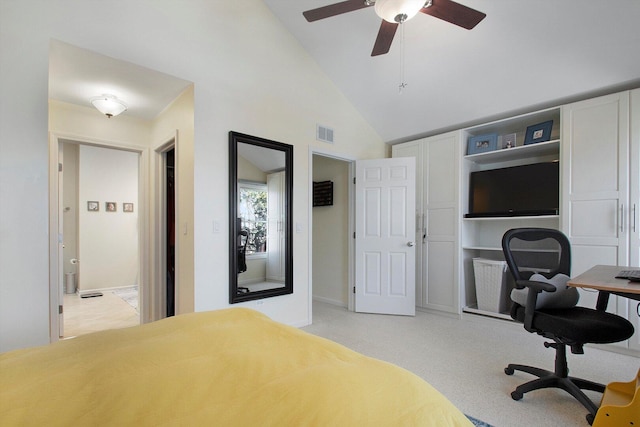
[
  {"left": 392, "top": 88, "right": 639, "bottom": 355},
  {"left": 266, "top": 171, "right": 285, "bottom": 282},
  {"left": 561, "top": 90, "right": 640, "bottom": 351},
  {"left": 460, "top": 108, "right": 561, "bottom": 319},
  {"left": 630, "top": 89, "right": 640, "bottom": 351},
  {"left": 392, "top": 132, "right": 460, "bottom": 313}
]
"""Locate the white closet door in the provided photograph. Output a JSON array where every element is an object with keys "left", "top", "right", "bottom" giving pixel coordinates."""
[
  {"left": 266, "top": 171, "right": 285, "bottom": 282},
  {"left": 561, "top": 92, "right": 630, "bottom": 310},
  {"left": 423, "top": 132, "right": 459, "bottom": 313}
]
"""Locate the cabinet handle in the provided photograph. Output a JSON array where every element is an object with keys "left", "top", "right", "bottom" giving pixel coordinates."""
[
  {"left": 620, "top": 204, "right": 624, "bottom": 233},
  {"left": 636, "top": 302, "right": 640, "bottom": 317},
  {"left": 422, "top": 213, "right": 426, "bottom": 243},
  {"left": 633, "top": 204, "right": 637, "bottom": 233}
]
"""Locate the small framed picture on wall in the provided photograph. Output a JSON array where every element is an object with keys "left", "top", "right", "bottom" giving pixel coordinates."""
[
  {"left": 123, "top": 203, "right": 134, "bottom": 212},
  {"left": 87, "top": 201, "right": 99, "bottom": 212},
  {"left": 106, "top": 202, "right": 117, "bottom": 212}
]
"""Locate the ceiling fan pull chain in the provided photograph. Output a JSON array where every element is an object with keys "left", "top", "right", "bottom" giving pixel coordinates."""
[{"left": 399, "top": 21, "right": 407, "bottom": 93}]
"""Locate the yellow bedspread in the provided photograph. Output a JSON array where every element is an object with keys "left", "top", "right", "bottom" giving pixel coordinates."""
[{"left": 1, "top": 308, "right": 471, "bottom": 426}]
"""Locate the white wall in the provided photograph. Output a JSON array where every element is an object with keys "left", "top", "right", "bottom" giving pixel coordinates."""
[
  {"left": 78, "top": 145, "right": 139, "bottom": 291},
  {"left": 62, "top": 144, "right": 79, "bottom": 281},
  {"left": 0, "top": 0, "right": 384, "bottom": 351}
]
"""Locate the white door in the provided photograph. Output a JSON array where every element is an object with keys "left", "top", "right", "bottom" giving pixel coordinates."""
[
  {"left": 355, "top": 157, "right": 416, "bottom": 315},
  {"left": 57, "top": 144, "right": 65, "bottom": 337}
]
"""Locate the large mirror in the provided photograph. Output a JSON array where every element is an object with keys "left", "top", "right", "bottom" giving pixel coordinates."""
[{"left": 229, "top": 132, "right": 293, "bottom": 303}]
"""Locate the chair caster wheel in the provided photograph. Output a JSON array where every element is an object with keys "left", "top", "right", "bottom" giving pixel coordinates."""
[
  {"left": 504, "top": 367, "right": 514, "bottom": 375},
  {"left": 511, "top": 390, "right": 523, "bottom": 401},
  {"left": 586, "top": 413, "right": 595, "bottom": 425}
]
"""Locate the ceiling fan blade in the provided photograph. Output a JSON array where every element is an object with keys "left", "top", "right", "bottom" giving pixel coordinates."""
[
  {"left": 303, "top": 0, "right": 372, "bottom": 22},
  {"left": 371, "top": 20, "right": 398, "bottom": 56},
  {"left": 421, "top": 0, "right": 486, "bottom": 30}
]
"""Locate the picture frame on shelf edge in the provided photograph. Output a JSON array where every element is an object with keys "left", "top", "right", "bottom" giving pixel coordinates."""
[
  {"left": 467, "top": 133, "right": 498, "bottom": 155},
  {"left": 524, "top": 120, "right": 553, "bottom": 145},
  {"left": 501, "top": 133, "right": 517, "bottom": 149}
]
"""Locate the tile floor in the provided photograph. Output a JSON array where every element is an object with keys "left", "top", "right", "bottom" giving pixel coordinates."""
[{"left": 62, "top": 290, "right": 139, "bottom": 338}]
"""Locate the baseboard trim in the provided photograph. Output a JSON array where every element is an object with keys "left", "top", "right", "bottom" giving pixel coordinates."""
[{"left": 312, "top": 295, "right": 347, "bottom": 308}]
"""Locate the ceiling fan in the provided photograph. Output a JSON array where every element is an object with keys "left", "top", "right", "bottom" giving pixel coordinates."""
[{"left": 303, "top": 0, "right": 486, "bottom": 56}]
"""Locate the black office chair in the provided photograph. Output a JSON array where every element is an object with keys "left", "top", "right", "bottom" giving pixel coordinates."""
[{"left": 501, "top": 228, "right": 634, "bottom": 424}]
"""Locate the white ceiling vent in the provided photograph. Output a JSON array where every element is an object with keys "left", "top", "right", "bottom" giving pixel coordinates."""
[{"left": 316, "top": 124, "right": 334, "bottom": 144}]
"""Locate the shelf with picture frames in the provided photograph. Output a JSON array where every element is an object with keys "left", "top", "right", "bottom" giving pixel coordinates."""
[
  {"left": 463, "top": 106, "right": 561, "bottom": 164},
  {"left": 464, "top": 139, "right": 559, "bottom": 164}
]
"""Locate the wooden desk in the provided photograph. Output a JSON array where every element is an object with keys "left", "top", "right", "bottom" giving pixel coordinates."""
[{"left": 568, "top": 265, "right": 640, "bottom": 310}]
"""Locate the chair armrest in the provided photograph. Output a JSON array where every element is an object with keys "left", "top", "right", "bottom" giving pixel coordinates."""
[
  {"left": 515, "top": 279, "right": 557, "bottom": 293},
  {"left": 515, "top": 280, "right": 557, "bottom": 332}
]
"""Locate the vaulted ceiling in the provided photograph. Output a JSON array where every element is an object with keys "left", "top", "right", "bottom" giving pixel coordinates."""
[
  {"left": 264, "top": 0, "right": 640, "bottom": 143},
  {"left": 48, "top": 2, "right": 640, "bottom": 144}
]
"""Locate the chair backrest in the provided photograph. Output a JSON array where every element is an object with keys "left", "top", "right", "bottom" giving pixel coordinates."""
[{"left": 502, "top": 228, "right": 571, "bottom": 282}]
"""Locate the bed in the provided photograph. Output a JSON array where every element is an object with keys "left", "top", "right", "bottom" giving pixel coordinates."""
[{"left": 1, "top": 308, "right": 472, "bottom": 426}]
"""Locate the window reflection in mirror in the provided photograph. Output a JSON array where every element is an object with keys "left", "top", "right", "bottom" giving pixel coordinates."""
[{"left": 229, "top": 132, "right": 293, "bottom": 303}]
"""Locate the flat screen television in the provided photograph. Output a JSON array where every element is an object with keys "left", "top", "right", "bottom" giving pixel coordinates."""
[{"left": 465, "top": 161, "right": 559, "bottom": 218}]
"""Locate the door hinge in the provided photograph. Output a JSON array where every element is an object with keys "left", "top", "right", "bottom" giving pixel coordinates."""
[
  {"left": 59, "top": 305, "right": 63, "bottom": 314},
  {"left": 353, "top": 177, "right": 356, "bottom": 184},
  {"left": 58, "top": 163, "right": 63, "bottom": 172},
  {"left": 353, "top": 232, "right": 356, "bottom": 239},
  {"left": 353, "top": 286, "right": 356, "bottom": 294}
]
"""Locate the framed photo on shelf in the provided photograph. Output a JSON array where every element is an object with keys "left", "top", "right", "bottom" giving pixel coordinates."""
[
  {"left": 524, "top": 120, "right": 553, "bottom": 145},
  {"left": 467, "top": 133, "right": 498, "bottom": 155},
  {"left": 501, "top": 133, "right": 517, "bottom": 149}
]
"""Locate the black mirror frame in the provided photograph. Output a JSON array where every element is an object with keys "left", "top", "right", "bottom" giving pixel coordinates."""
[{"left": 229, "top": 131, "right": 293, "bottom": 304}]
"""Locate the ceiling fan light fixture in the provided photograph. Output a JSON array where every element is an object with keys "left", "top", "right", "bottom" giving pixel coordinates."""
[
  {"left": 374, "top": 0, "right": 426, "bottom": 23},
  {"left": 90, "top": 94, "right": 127, "bottom": 118}
]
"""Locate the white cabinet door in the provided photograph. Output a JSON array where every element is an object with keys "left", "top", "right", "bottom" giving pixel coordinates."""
[
  {"left": 630, "top": 299, "right": 640, "bottom": 351},
  {"left": 562, "top": 91, "right": 640, "bottom": 351},
  {"left": 392, "top": 133, "right": 460, "bottom": 313},
  {"left": 629, "top": 89, "right": 640, "bottom": 351},
  {"left": 266, "top": 171, "right": 285, "bottom": 282},
  {"left": 630, "top": 89, "right": 640, "bottom": 270},
  {"left": 561, "top": 92, "right": 630, "bottom": 310},
  {"left": 422, "top": 132, "right": 460, "bottom": 313},
  {"left": 355, "top": 157, "right": 416, "bottom": 316}
]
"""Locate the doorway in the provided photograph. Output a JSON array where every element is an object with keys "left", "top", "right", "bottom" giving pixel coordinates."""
[
  {"left": 165, "top": 147, "right": 176, "bottom": 317},
  {"left": 311, "top": 153, "right": 354, "bottom": 312},
  {"left": 52, "top": 137, "right": 145, "bottom": 339},
  {"left": 310, "top": 152, "right": 417, "bottom": 319}
]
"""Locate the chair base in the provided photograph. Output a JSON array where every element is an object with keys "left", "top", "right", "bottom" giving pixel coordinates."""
[{"left": 505, "top": 363, "right": 604, "bottom": 424}]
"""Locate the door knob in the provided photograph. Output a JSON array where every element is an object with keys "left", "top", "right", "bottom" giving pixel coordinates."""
[{"left": 407, "top": 242, "right": 415, "bottom": 247}]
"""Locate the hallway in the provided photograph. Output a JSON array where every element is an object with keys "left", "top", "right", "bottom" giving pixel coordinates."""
[{"left": 62, "top": 288, "right": 139, "bottom": 338}]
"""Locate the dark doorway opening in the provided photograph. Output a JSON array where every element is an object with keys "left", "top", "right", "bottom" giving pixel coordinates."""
[{"left": 166, "top": 148, "right": 176, "bottom": 317}]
